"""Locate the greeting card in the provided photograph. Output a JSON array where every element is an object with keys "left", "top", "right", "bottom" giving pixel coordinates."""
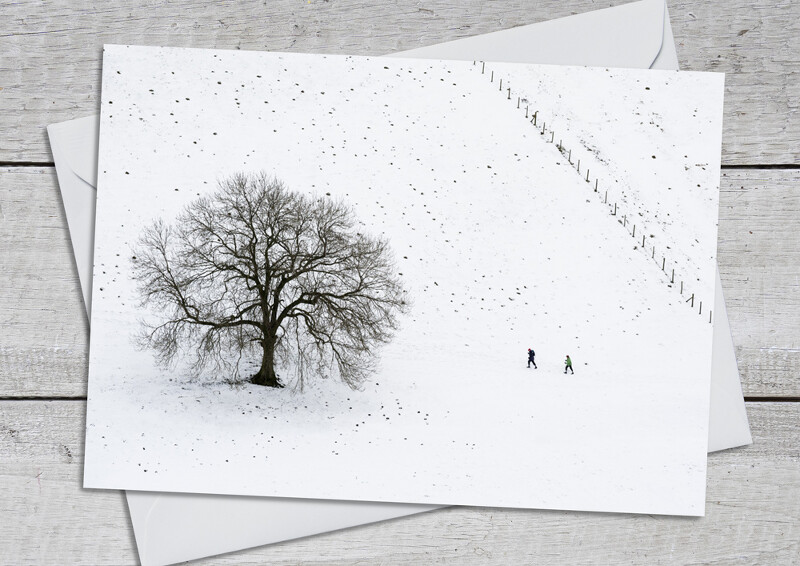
[{"left": 85, "top": 45, "right": 723, "bottom": 516}]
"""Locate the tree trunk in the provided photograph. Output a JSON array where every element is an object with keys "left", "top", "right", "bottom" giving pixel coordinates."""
[{"left": 250, "top": 334, "right": 283, "bottom": 387}]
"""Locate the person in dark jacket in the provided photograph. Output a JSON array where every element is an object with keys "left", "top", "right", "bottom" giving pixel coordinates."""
[
  {"left": 527, "top": 348, "right": 537, "bottom": 369},
  {"left": 564, "top": 355, "right": 574, "bottom": 374}
]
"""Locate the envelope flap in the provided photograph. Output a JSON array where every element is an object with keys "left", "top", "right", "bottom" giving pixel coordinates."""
[
  {"left": 395, "top": 0, "right": 666, "bottom": 70},
  {"left": 49, "top": 115, "right": 100, "bottom": 187},
  {"left": 127, "top": 491, "right": 440, "bottom": 566}
]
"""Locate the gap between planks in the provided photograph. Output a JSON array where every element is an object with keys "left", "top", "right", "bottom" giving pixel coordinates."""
[{"left": 1, "top": 396, "right": 799, "bottom": 402}]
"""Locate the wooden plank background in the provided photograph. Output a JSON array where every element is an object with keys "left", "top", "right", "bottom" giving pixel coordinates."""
[
  {"left": 1, "top": 0, "right": 798, "bottom": 563},
  {"left": 2, "top": 402, "right": 797, "bottom": 564}
]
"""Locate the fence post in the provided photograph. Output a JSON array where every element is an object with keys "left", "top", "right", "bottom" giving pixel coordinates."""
[
  {"left": 568, "top": 149, "right": 571, "bottom": 162},
  {"left": 517, "top": 97, "right": 520, "bottom": 108},
  {"left": 482, "top": 62, "right": 485, "bottom": 74},
  {"left": 507, "top": 88, "right": 511, "bottom": 99},
  {"left": 642, "top": 235, "right": 646, "bottom": 247},
  {"left": 577, "top": 159, "right": 580, "bottom": 173},
  {"left": 533, "top": 111, "right": 538, "bottom": 126},
  {"left": 613, "top": 202, "right": 617, "bottom": 216},
  {"left": 604, "top": 190, "right": 608, "bottom": 203},
  {"left": 709, "top": 310, "right": 712, "bottom": 323},
  {"left": 526, "top": 106, "right": 528, "bottom": 118},
  {"left": 662, "top": 257, "right": 665, "bottom": 271},
  {"left": 671, "top": 269, "right": 674, "bottom": 283},
  {"left": 586, "top": 169, "right": 590, "bottom": 182},
  {"left": 499, "top": 78, "right": 502, "bottom": 90},
  {"left": 595, "top": 179, "right": 598, "bottom": 192},
  {"left": 632, "top": 225, "right": 636, "bottom": 238},
  {"left": 491, "top": 70, "right": 494, "bottom": 82},
  {"left": 550, "top": 131, "right": 554, "bottom": 143},
  {"left": 680, "top": 281, "right": 683, "bottom": 294}
]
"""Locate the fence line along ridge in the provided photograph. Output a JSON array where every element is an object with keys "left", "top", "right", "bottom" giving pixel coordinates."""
[{"left": 473, "top": 61, "right": 712, "bottom": 324}]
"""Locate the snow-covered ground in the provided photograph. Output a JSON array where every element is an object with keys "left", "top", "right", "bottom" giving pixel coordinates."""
[
  {"left": 495, "top": 63, "right": 722, "bottom": 295},
  {"left": 85, "top": 46, "right": 724, "bottom": 516}
]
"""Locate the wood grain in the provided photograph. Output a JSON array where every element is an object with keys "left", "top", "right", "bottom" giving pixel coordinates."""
[
  {"left": 717, "top": 169, "right": 800, "bottom": 396},
  {"left": 1, "top": 2, "right": 798, "bottom": 564},
  {"left": 0, "top": 0, "right": 798, "bottom": 164},
  {"left": 670, "top": 0, "right": 800, "bottom": 165},
  {"left": 0, "top": 167, "right": 88, "bottom": 398},
  {"left": 1, "top": 167, "right": 796, "bottom": 398},
  {"left": 0, "top": 400, "right": 796, "bottom": 564}
]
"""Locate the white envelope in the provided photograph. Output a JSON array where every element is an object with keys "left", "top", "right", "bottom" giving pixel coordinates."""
[{"left": 48, "top": 1, "right": 750, "bottom": 564}]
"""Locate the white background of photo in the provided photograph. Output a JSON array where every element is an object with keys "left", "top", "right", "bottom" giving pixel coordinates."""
[{"left": 85, "top": 45, "right": 722, "bottom": 515}]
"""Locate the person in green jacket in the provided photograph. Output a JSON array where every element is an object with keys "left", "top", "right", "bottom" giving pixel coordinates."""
[{"left": 564, "top": 355, "right": 574, "bottom": 374}]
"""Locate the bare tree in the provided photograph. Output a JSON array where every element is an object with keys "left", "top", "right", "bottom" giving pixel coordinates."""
[{"left": 131, "top": 172, "right": 408, "bottom": 389}]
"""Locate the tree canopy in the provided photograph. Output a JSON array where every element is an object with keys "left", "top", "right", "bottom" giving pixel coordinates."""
[{"left": 132, "top": 172, "right": 408, "bottom": 389}]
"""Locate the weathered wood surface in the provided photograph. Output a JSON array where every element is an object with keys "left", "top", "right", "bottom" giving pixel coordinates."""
[
  {"left": 0, "top": 0, "right": 798, "bottom": 165},
  {"left": 1, "top": 1, "right": 798, "bottom": 563},
  {"left": 1, "top": 401, "right": 797, "bottom": 564},
  {"left": 0, "top": 167, "right": 88, "bottom": 398},
  {"left": 717, "top": 169, "right": 800, "bottom": 397},
  {"left": 1, "top": 167, "right": 797, "bottom": 398}
]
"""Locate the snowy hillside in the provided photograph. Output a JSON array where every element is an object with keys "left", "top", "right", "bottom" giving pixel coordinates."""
[
  {"left": 494, "top": 63, "right": 723, "bottom": 302},
  {"left": 85, "top": 46, "right": 724, "bottom": 516}
]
